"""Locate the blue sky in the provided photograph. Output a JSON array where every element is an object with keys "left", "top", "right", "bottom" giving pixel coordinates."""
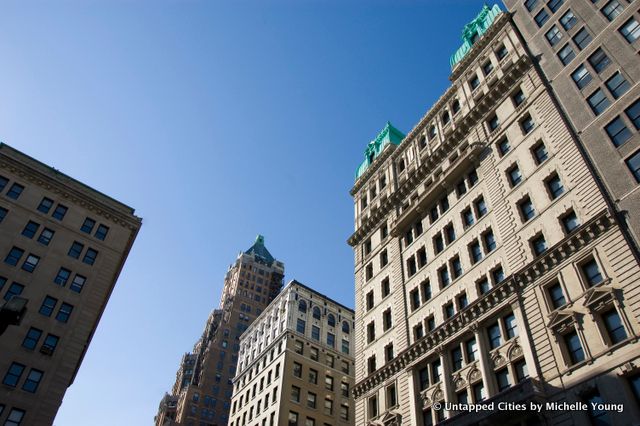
[{"left": 1, "top": 1, "right": 494, "bottom": 424}]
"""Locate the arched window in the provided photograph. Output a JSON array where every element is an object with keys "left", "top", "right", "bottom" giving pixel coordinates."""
[
  {"left": 452, "top": 99, "right": 461, "bottom": 114},
  {"left": 313, "top": 306, "right": 321, "bottom": 320},
  {"left": 298, "top": 299, "right": 307, "bottom": 313},
  {"left": 442, "top": 110, "right": 450, "bottom": 124},
  {"left": 418, "top": 135, "right": 427, "bottom": 149},
  {"left": 342, "top": 321, "right": 350, "bottom": 334},
  {"left": 428, "top": 125, "right": 437, "bottom": 140},
  {"left": 328, "top": 314, "right": 336, "bottom": 327}
]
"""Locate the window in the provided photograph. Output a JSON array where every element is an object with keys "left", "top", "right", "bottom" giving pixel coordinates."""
[
  {"left": 547, "top": 0, "right": 563, "bottom": 12},
  {"left": 602, "top": 0, "right": 624, "bottom": 21},
  {"left": 21, "top": 254, "right": 40, "bottom": 273},
  {"left": 482, "top": 61, "right": 494, "bottom": 76},
  {"left": 546, "top": 26, "right": 563, "bottom": 46},
  {"left": 492, "top": 266, "right": 505, "bottom": 284},
  {"left": 380, "top": 223, "right": 388, "bottom": 239},
  {"left": 324, "top": 399, "right": 333, "bottom": 416},
  {"left": 521, "top": 114, "right": 535, "bottom": 134},
  {"left": 22, "top": 369, "right": 43, "bottom": 393},
  {"left": 433, "top": 234, "right": 444, "bottom": 254},
  {"left": 288, "top": 411, "right": 299, "bottom": 426},
  {"left": 69, "top": 274, "right": 87, "bottom": 293},
  {"left": 483, "top": 230, "right": 496, "bottom": 252},
  {"left": 407, "top": 257, "right": 417, "bottom": 277},
  {"left": 22, "top": 328, "right": 42, "bottom": 350},
  {"left": 4, "top": 283, "right": 24, "bottom": 301},
  {"left": 341, "top": 381, "right": 349, "bottom": 397},
  {"left": 497, "top": 137, "right": 510, "bottom": 156},
  {"left": 4, "top": 247, "right": 24, "bottom": 266},
  {"left": 366, "top": 291, "right": 374, "bottom": 310},
  {"left": 487, "top": 323, "right": 502, "bottom": 349},
  {"left": 327, "top": 333, "right": 335, "bottom": 348},
  {"left": 327, "top": 313, "right": 335, "bottom": 327},
  {"left": 440, "top": 196, "right": 449, "bottom": 213},
  {"left": 518, "top": 196, "right": 536, "bottom": 221},
  {"left": 418, "top": 366, "right": 430, "bottom": 391},
  {"left": 573, "top": 28, "right": 592, "bottom": 50},
  {"left": 451, "top": 347, "right": 463, "bottom": 371},
  {"left": 475, "top": 197, "right": 487, "bottom": 218},
  {"left": 21, "top": 221, "right": 39, "bottom": 238},
  {"left": 366, "top": 263, "right": 373, "bottom": 280},
  {"left": 296, "top": 319, "right": 305, "bottom": 334},
  {"left": 571, "top": 65, "right": 592, "bottom": 89},
  {"left": 0, "top": 207, "right": 7, "bottom": 222},
  {"left": 0, "top": 176, "right": 7, "bottom": 192},
  {"left": 439, "top": 266, "right": 450, "bottom": 288},
  {"left": 383, "top": 309, "right": 392, "bottom": 331},
  {"left": 532, "top": 142, "right": 548, "bottom": 164},
  {"left": 380, "top": 249, "right": 388, "bottom": 267},
  {"left": 37, "top": 197, "right": 53, "bottom": 213},
  {"left": 564, "top": 330, "right": 585, "bottom": 364},
  {"left": 512, "top": 89, "right": 525, "bottom": 107},
  {"left": 414, "top": 323, "right": 424, "bottom": 340},
  {"left": 582, "top": 259, "right": 603, "bottom": 286},
  {"left": 466, "top": 338, "right": 478, "bottom": 361},
  {"left": 309, "top": 346, "right": 319, "bottom": 362},
  {"left": 546, "top": 173, "right": 565, "bottom": 199},
  {"left": 562, "top": 210, "right": 580, "bottom": 233},
  {"left": 92, "top": 224, "right": 109, "bottom": 241},
  {"left": 368, "top": 395, "right": 378, "bottom": 419},
  {"left": 605, "top": 116, "right": 631, "bottom": 147},
  {"left": 473, "top": 383, "right": 486, "bottom": 402},
  {"left": 430, "top": 206, "right": 439, "bottom": 223},
  {"left": 558, "top": 44, "right": 575, "bottom": 65},
  {"left": 291, "top": 385, "right": 301, "bottom": 402},
  {"left": 340, "top": 404, "right": 349, "bottom": 421},
  {"left": 451, "top": 256, "right": 463, "bottom": 279},
  {"left": 469, "top": 74, "right": 480, "bottom": 91},
  {"left": 470, "top": 240, "right": 483, "bottom": 264},
  {"left": 496, "top": 368, "right": 511, "bottom": 391},
  {"left": 52, "top": 268, "right": 71, "bottom": 286},
  {"left": 525, "top": 0, "right": 538, "bottom": 12},
  {"left": 508, "top": 165, "right": 522, "bottom": 187},
  {"left": 426, "top": 316, "right": 436, "bottom": 331},
  {"left": 515, "top": 360, "right": 529, "bottom": 382},
  {"left": 606, "top": 72, "right": 630, "bottom": 99},
  {"left": 81, "top": 217, "right": 96, "bottom": 234},
  {"left": 5, "top": 408, "right": 26, "bottom": 426},
  {"left": 619, "top": 18, "right": 640, "bottom": 43},
  {"left": 367, "top": 356, "right": 376, "bottom": 374},
  {"left": 431, "top": 359, "right": 442, "bottom": 383},
  {"left": 52, "top": 204, "right": 68, "bottom": 220},
  {"left": 549, "top": 282, "right": 567, "bottom": 309},
  {"left": 585, "top": 391, "right": 612, "bottom": 425},
  {"left": 292, "top": 362, "right": 303, "bottom": 379},
  {"left": 381, "top": 278, "right": 390, "bottom": 297},
  {"left": 504, "top": 313, "right": 518, "bottom": 339},
  {"left": 39, "top": 296, "right": 57, "bottom": 317},
  {"left": 83, "top": 248, "right": 98, "bottom": 265},
  {"left": 311, "top": 326, "right": 320, "bottom": 341},
  {"left": 421, "top": 280, "right": 431, "bottom": 302},
  {"left": 456, "top": 180, "right": 467, "bottom": 197},
  {"left": 602, "top": 308, "right": 627, "bottom": 344},
  {"left": 452, "top": 99, "right": 461, "bottom": 114},
  {"left": 444, "top": 302, "right": 455, "bottom": 319},
  {"left": 468, "top": 169, "right": 479, "bottom": 186},
  {"left": 367, "top": 322, "right": 375, "bottom": 343},
  {"left": 385, "top": 343, "right": 394, "bottom": 362},
  {"left": 307, "top": 392, "right": 316, "bottom": 409},
  {"left": 68, "top": 242, "right": 84, "bottom": 259},
  {"left": 535, "top": 9, "right": 549, "bottom": 27},
  {"left": 37, "top": 228, "right": 54, "bottom": 246},
  {"left": 42, "top": 334, "right": 59, "bottom": 354},
  {"left": 560, "top": 9, "right": 577, "bottom": 29},
  {"left": 588, "top": 48, "right": 611, "bottom": 73},
  {"left": 462, "top": 208, "right": 475, "bottom": 228},
  {"left": 445, "top": 223, "right": 456, "bottom": 243},
  {"left": 417, "top": 247, "right": 427, "bottom": 268},
  {"left": 3, "top": 363, "right": 25, "bottom": 387},
  {"left": 341, "top": 339, "right": 349, "bottom": 354},
  {"left": 6, "top": 183, "right": 24, "bottom": 200},
  {"left": 56, "top": 303, "right": 73, "bottom": 323},
  {"left": 627, "top": 150, "right": 640, "bottom": 182},
  {"left": 496, "top": 44, "right": 508, "bottom": 60}
]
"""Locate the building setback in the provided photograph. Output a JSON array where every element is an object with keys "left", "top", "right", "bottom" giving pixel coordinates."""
[
  {"left": 228, "top": 280, "right": 355, "bottom": 426},
  {"left": 0, "top": 143, "right": 141, "bottom": 425},
  {"left": 504, "top": 0, "right": 640, "bottom": 251},
  {"left": 156, "top": 236, "right": 285, "bottom": 426},
  {"left": 349, "top": 4, "right": 640, "bottom": 426}
]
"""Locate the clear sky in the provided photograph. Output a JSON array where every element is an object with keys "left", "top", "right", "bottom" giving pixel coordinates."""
[{"left": 1, "top": 0, "right": 496, "bottom": 424}]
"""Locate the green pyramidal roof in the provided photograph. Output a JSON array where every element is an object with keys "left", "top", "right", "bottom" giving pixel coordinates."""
[
  {"left": 245, "top": 234, "right": 275, "bottom": 266},
  {"left": 450, "top": 4, "right": 503, "bottom": 69},
  {"left": 355, "top": 121, "right": 405, "bottom": 181}
]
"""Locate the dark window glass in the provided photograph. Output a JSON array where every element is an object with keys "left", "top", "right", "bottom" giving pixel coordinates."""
[
  {"left": 532, "top": 234, "right": 547, "bottom": 256},
  {"left": 21, "top": 254, "right": 40, "bottom": 273},
  {"left": 52, "top": 204, "right": 68, "bottom": 220},
  {"left": 42, "top": 334, "right": 59, "bottom": 354},
  {"left": 95, "top": 224, "right": 109, "bottom": 241},
  {"left": 626, "top": 99, "right": 640, "bottom": 129},
  {"left": 565, "top": 331, "right": 585, "bottom": 364},
  {"left": 602, "top": 309, "right": 627, "bottom": 344},
  {"left": 521, "top": 114, "right": 535, "bottom": 134},
  {"left": 2, "top": 362, "right": 25, "bottom": 387},
  {"left": 602, "top": 0, "right": 624, "bottom": 21},
  {"left": 497, "top": 44, "right": 508, "bottom": 59},
  {"left": 519, "top": 197, "right": 536, "bottom": 221},
  {"left": 37, "top": 228, "right": 54, "bottom": 246},
  {"left": 70, "top": 274, "right": 86, "bottom": 293},
  {"left": 6, "top": 183, "right": 24, "bottom": 200},
  {"left": 562, "top": 211, "right": 580, "bottom": 233},
  {"left": 37, "top": 197, "right": 53, "bottom": 213},
  {"left": 484, "top": 230, "right": 496, "bottom": 252},
  {"left": 525, "top": 0, "right": 538, "bottom": 12},
  {"left": 588, "top": 48, "right": 611, "bottom": 73},
  {"left": 487, "top": 323, "right": 502, "bottom": 349},
  {"left": 533, "top": 143, "right": 549, "bottom": 164},
  {"left": 585, "top": 392, "right": 612, "bottom": 424},
  {"left": 451, "top": 347, "right": 463, "bottom": 371},
  {"left": 627, "top": 150, "right": 640, "bottom": 182},
  {"left": 587, "top": 89, "right": 611, "bottom": 115},
  {"left": 546, "top": 174, "right": 565, "bottom": 199},
  {"left": 504, "top": 313, "right": 518, "bottom": 339},
  {"left": 546, "top": 26, "right": 563, "bottom": 45},
  {"left": 39, "top": 296, "right": 57, "bottom": 317},
  {"left": 605, "top": 116, "right": 632, "bottom": 147},
  {"left": 54, "top": 267, "right": 71, "bottom": 286},
  {"left": 606, "top": 71, "right": 630, "bottom": 99},
  {"left": 478, "top": 278, "right": 491, "bottom": 295},
  {"left": 498, "top": 137, "right": 510, "bottom": 156},
  {"left": 22, "top": 327, "right": 42, "bottom": 350},
  {"left": 508, "top": 165, "right": 522, "bottom": 186},
  {"left": 470, "top": 74, "right": 480, "bottom": 90},
  {"left": 463, "top": 208, "right": 475, "bottom": 227},
  {"left": 582, "top": 259, "right": 604, "bottom": 286},
  {"left": 0, "top": 207, "right": 7, "bottom": 222},
  {"left": 560, "top": 10, "right": 577, "bottom": 29},
  {"left": 4, "top": 282, "right": 24, "bottom": 301},
  {"left": 496, "top": 368, "right": 511, "bottom": 391},
  {"left": 549, "top": 282, "right": 566, "bottom": 308},
  {"left": 56, "top": 303, "right": 73, "bottom": 323},
  {"left": 571, "top": 65, "right": 592, "bottom": 89},
  {"left": 0, "top": 176, "right": 8, "bottom": 192},
  {"left": 81, "top": 218, "right": 96, "bottom": 234},
  {"left": 619, "top": 18, "right": 640, "bottom": 43},
  {"left": 4, "top": 247, "right": 24, "bottom": 266},
  {"left": 483, "top": 61, "right": 494, "bottom": 76},
  {"left": 470, "top": 241, "right": 483, "bottom": 263},
  {"left": 296, "top": 318, "right": 305, "bottom": 334},
  {"left": 513, "top": 89, "right": 526, "bottom": 106},
  {"left": 439, "top": 266, "right": 450, "bottom": 287},
  {"left": 22, "top": 369, "right": 43, "bottom": 393},
  {"left": 558, "top": 44, "right": 576, "bottom": 65},
  {"left": 21, "top": 221, "right": 39, "bottom": 238},
  {"left": 573, "top": 28, "right": 592, "bottom": 50},
  {"left": 475, "top": 197, "right": 488, "bottom": 217},
  {"left": 68, "top": 241, "right": 84, "bottom": 259},
  {"left": 547, "top": 0, "right": 564, "bottom": 13},
  {"left": 535, "top": 9, "right": 549, "bottom": 27}
]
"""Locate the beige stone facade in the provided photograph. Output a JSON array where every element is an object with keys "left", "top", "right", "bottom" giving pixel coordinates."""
[
  {"left": 228, "top": 280, "right": 355, "bottom": 426},
  {"left": 157, "top": 237, "right": 285, "bottom": 426},
  {"left": 0, "top": 143, "right": 141, "bottom": 425},
  {"left": 349, "top": 7, "right": 640, "bottom": 426}
]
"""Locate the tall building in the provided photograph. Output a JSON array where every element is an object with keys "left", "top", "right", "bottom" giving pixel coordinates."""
[
  {"left": 0, "top": 143, "right": 141, "bottom": 425},
  {"left": 157, "top": 236, "right": 285, "bottom": 426},
  {"left": 228, "top": 280, "right": 355, "bottom": 426},
  {"left": 504, "top": 0, "right": 640, "bottom": 249},
  {"left": 349, "top": 4, "right": 640, "bottom": 425}
]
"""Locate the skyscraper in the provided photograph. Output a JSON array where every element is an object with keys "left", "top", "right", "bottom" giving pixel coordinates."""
[
  {"left": 0, "top": 143, "right": 141, "bottom": 425},
  {"left": 228, "top": 280, "right": 355, "bottom": 426},
  {"left": 349, "top": 4, "right": 640, "bottom": 425},
  {"left": 157, "top": 236, "right": 284, "bottom": 426},
  {"left": 504, "top": 0, "right": 640, "bottom": 250}
]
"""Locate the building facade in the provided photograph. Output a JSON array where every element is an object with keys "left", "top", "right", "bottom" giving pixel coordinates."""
[
  {"left": 156, "top": 236, "right": 285, "bottom": 426},
  {"left": 349, "top": 5, "right": 640, "bottom": 425},
  {"left": 0, "top": 143, "right": 141, "bottom": 425},
  {"left": 504, "top": 0, "right": 640, "bottom": 251},
  {"left": 228, "top": 280, "right": 355, "bottom": 426}
]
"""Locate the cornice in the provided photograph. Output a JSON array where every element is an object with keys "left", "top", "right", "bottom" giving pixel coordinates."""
[{"left": 353, "top": 209, "right": 615, "bottom": 398}]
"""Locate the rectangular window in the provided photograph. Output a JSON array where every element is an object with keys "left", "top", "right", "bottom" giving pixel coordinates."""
[
  {"left": 562, "top": 210, "right": 580, "bottom": 233},
  {"left": 367, "top": 322, "right": 375, "bottom": 343},
  {"left": 602, "top": 0, "right": 624, "bottom": 21},
  {"left": 407, "top": 256, "right": 417, "bottom": 277},
  {"left": 418, "top": 366, "right": 430, "bottom": 391},
  {"left": 2, "top": 362, "right": 25, "bottom": 387},
  {"left": 560, "top": 10, "right": 577, "bottom": 29},
  {"left": 503, "top": 313, "right": 518, "bottom": 339},
  {"left": 0, "top": 176, "right": 7, "bottom": 192},
  {"left": 492, "top": 266, "right": 505, "bottom": 284},
  {"left": 4, "top": 283, "right": 24, "bottom": 301},
  {"left": 571, "top": 65, "right": 592, "bottom": 89},
  {"left": 6, "top": 183, "right": 24, "bottom": 200},
  {"left": 4, "top": 247, "right": 24, "bottom": 266},
  {"left": 421, "top": 280, "right": 432, "bottom": 302},
  {"left": 296, "top": 319, "right": 306, "bottom": 334},
  {"left": 626, "top": 150, "right": 640, "bottom": 182},
  {"left": 547, "top": 0, "right": 564, "bottom": 13},
  {"left": 385, "top": 343, "right": 394, "bottom": 362},
  {"left": 488, "top": 114, "right": 499, "bottom": 131},
  {"left": 68, "top": 241, "right": 84, "bottom": 259},
  {"left": 53, "top": 267, "right": 71, "bottom": 286},
  {"left": 508, "top": 165, "right": 523, "bottom": 187},
  {"left": 445, "top": 223, "right": 456, "bottom": 243},
  {"left": 293, "top": 362, "right": 302, "bottom": 378},
  {"left": 291, "top": 385, "right": 300, "bottom": 402},
  {"left": 444, "top": 302, "right": 455, "bottom": 319},
  {"left": 564, "top": 330, "right": 585, "bottom": 364},
  {"left": 451, "top": 347, "right": 463, "bottom": 371},
  {"left": 311, "top": 325, "right": 320, "bottom": 341},
  {"left": 381, "top": 278, "right": 390, "bottom": 297},
  {"left": 588, "top": 48, "right": 611, "bottom": 73},
  {"left": 0, "top": 207, "right": 7, "bottom": 223},
  {"left": 573, "top": 28, "right": 592, "bottom": 50},
  {"left": 469, "top": 74, "right": 480, "bottom": 90},
  {"left": 525, "top": 0, "right": 538, "bottom": 12},
  {"left": 546, "top": 173, "right": 565, "bottom": 199},
  {"left": 22, "top": 369, "right": 43, "bottom": 393},
  {"left": 619, "top": 18, "right": 640, "bottom": 43},
  {"left": 451, "top": 256, "right": 463, "bottom": 279},
  {"left": 307, "top": 392, "right": 316, "bottom": 409},
  {"left": 497, "top": 44, "right": 508, "bottom": 60},
  {"left": 327, "top": 333, "right": 335, "bottom": 348},
  {"left": 546, "top": 26, "right": 563, "bottom": 46},
  {"left": 22, "top": 327, "right": 42, "bottom": 350},
  {"left": 532, "top": 233, "right": 548, "bottom": 256},
  {"left": 475, "top": 197, "right": 488, "bottom": 217},
  {"left": 439, "top": 266, "right": 450, "bottom": 288},
  {"left": 70, "top": 274, "right": 86, "bottom": 293},
  {"left": 37, "top": 228, "right": 54, "bottom": 246},
  {"left": 496, "top": 368, "right": 511, "bottom": 391},
  {"left": 498, "top": 137, "right": 510, "bottom": 156},
  {"left": 558, "top": 44, "right": 576, "bottom": 65},
  {"left": 478, "top": 277, "right": 491, "bottom": 295},
  {"left": 21, "top": 254, "right": 40, "bottom": 273},
  {"left": 487, "top": 323, "right": 502, "bottom": 349},
  {"left": 521, "top": 114, "right": 535, "bottom": 134},
  {"left": 39, "top": 295, "right": 57, "bottom": 317},
  {"left": 417, "top": 247, "right": 427, "bottom": 268},
  {"left": 602, "top": 309, "right": 627, "bottom": 344},
  {"left": 533, "top": 142, "right": 549, "bottom": 164},
  {"left": 37, "top": 197, "right": 54, "bottom": 214},
  {"left": 518, "top": 196, "right": 536, "bottom": 221},
  {"left": 482, "top": 60, "right": 494, "bottom": 76},
  {"left": 21, "top": 221, "right": 39, "bottom": 238},
  {"left": 605, "top": 116, "right": 632, "bottom": 147},
  {"left": 625, "top": 99, "right": 640, "bottom": 130},
  {"left": 83, "top": 248, "right": 98, "bottom": 265},
  {"left": 470, "top": 240, "right": 483, "bottom": 264},
  {"left": 548, "top": 282, "right": 567, "bottom": 308},
  {"left": 56, "top": 302, "right": 74, "bottom": 323},
  {"left": 81, "top": 217, "right": 96, "bottom": 234},
  {"left": 466, "top": 338, "right": 478, "bottom": 361},
  {"left": 535, "top": 9, "right": 549, "bottom": 27},
  {"left": 433, "top": 234, "right": 444, "bottom": 254},
  {"left": 42, "top": 334, "right": 59, "bottom": 354},
  {"left": 512, "top": 89, "right": 526, "bottom": 107},
  {"left": 462, "top": 208, "right": 475, "bottom": 228},
  {"left": 368, "top": 356, "right": 376, "bottom": 373},
  {"left": 483, "top": 230, "right": 496, "bottom": 252},
  {"left": 414, "top": 323, "right": 424, "bottom": 340},
  {"left": 52, "top": 204, "right": 68, "bottom": 221},
  {"left": 366, "top": 291, "right": 374, "bottom": 310},
  {"left": 383, "top": 309, "right": 392, "bottom": 331},
  {"left": 582, "top": 259, "right": 604, "bottom": 286},
  {"left": 606, "top": 71, "right": 630, "bottom": 99}
]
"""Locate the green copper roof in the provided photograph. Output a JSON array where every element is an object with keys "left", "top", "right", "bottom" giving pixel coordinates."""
[
  {"left": 450, "top": 4, "right": 503, "bottom": 69},
  {"left": 355, "top": 122, "right": 405, "bottom": 181},
  {"left": 245, "top": 234, "right": 275, "bottom": 266}
]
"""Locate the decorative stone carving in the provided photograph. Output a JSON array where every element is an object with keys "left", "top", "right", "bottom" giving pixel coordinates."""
[
  {"left": 508, "top": 343, "right": 523, "bottom": 360},
  {"left": 492, "top": 354, "right": 506, "bottom": 368},
  {"left": 468, "top": 368, "right": 482, "bottom": 383},
  {"left": 433, "top": 388, "right": 444, "bottom": 401},
  {"left": 455, "top": 377, "right": 466, "bottom": 390}
]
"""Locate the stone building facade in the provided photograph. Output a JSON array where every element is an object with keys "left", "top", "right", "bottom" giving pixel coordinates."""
[
  {"left": 156, "top": 236, "right": 285, "bottom": 426},
  {"left": 0, "top": 143, "right": 141, "bottom": 425},
  {"left": 228, "top": 280, "right": 355, "bottom": 426},
  {"left": 349, "top": 5, "right": 640, "bottom": 425}
]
